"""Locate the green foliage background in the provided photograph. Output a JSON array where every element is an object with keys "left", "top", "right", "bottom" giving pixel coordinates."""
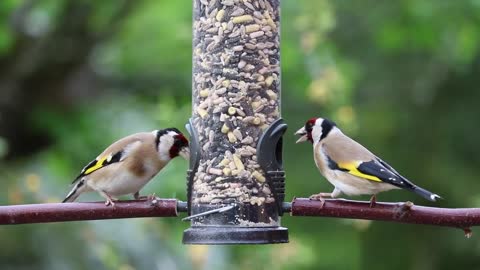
[{"left": 1, "top": 0, "right": 480, "bottom": 269}]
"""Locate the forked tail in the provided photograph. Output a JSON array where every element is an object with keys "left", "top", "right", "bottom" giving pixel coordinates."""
[{"left": 412, "top": 186, "right": 441, "bottom": 202}]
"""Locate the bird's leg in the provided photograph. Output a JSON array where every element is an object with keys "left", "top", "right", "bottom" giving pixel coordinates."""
[
  {"left": 99, "top": 191, "right": 116, "bottom": 207},
  {"left": 133, "top": 192, "right": 156, "bottom": 201},
  {"left": 369, "top": 194, "right": 377, "bottom": 208},
  {"left": 309, "top": 188, "right": 341, "bottom": 209},
  {"left": 134, "top": 191, "right": 144, "bottom": 200}
]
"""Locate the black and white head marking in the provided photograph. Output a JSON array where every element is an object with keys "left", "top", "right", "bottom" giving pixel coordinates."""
[
  {"left": 154, "top": 128, "right": 189, "bottom": 160},
  {"left": 311, "top": 118, "right": 337, "bottom": 143}
]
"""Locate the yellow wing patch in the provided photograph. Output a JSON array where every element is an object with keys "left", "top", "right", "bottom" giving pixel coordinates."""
[
  {"left": 337, "top": 161, "right": 382, "bottom": 182},
  {"left": 84, "top": 156, "right": 108, "bottom": 175}
]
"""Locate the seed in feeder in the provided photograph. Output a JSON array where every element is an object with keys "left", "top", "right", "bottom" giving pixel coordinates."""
[
  {"left": 251, "top": 101, "right": 261, "bottom": 110},
  {"left": 245, "top": 146, "right": 256, "bottom": 154},
  {"left": 254, "top": 104, "right": 265, "bottom": 113},
  {"left": 232, "top": 15, "right": 253, "bottom": 24},
  {"left": 213, "top": 97, "right": 224, "bottom": 105},
  {"left": 223, "top": 168, "right": 232, "bottom": 176},
  {"left": 220, "top": 113, "right": 227, "bottom": 121},
  {"left": 249, "top": 30, "right": 264, "bottom": 39},
  {"left": 233, "top": 155, "right": 245, "bottom": 171},
  {"left": 264, "top": 11, "right": 277, "bottom": 30},
  {"left": 238, "top": 148, "right": 253, "bottom": 157},
  {"left": 232, "top": 129, "right": 243, "bottom": 140},
  {"left": 235, "top": 108, "right": 246, "bottom": 117},
  {"left": 206, "top": 27, "right": 217, "bottom": 33},
  {"left": 265, "top": 76, "right": 274, "bottom": 86},
  {"left": 252, "top": 117, "right": 261, "bottom": 125},
  {"left": 245, "top": 24, "right": 261, "bottom": 33},
  {"left": 209, "top": 168, "right": 223, "bottom": 176},
  {"left": 253, "top": 11, "right": 263, "bottom": 19},
  {"left": 215, "top": 87, "right": 227, "bottom": 95},
  {"left": 257, "top": 43, "right": 266, "bottom": 50},
  {"left": 221, "top": 22, "right": 228, "bottom": 30},
  {"left": 212, "top": 107, "right": 222, "bottom": 114},
  {"left": 238, "top": 60, "right": 246, "bottom": 69},
  {"left": 233, "top": 45, "right": 244, "bottom": 51},
  {"left": 252, "top": 170, "right": 266, "bottom": 182},
  {"left": 242, "top": 116, "right": 254, "bottom": 123},
  {"left": 243, "top": 0, "right": 255, "bottom": 10},
  {"left": 245, "top": 43, "right": 256, "bottom": 50},
  {"left": 197, "top": 108, "right": 208, "bottom": 118},
  {"left": 228, "top": 107, "right": 237, "bottom": 115},
  {"left": 199, "top": 89, "right": 209, "bottom": 97},
  {"left": 227, "top": 132, "right": 237, "bottom": 143},
  {"left": 222, "top": 80, "right": 230, "bottom": 87},
  {"left": 266, "top": 89, "right": 277, "bottom": 100},
  {"left": 244, "top": 64, "right": 255, "bottom": 71},
  {"left": 219, "top": 158, "right": 230, "bottom": 167},
  {"left": 221, "top": 123, "right": 230, "bottom": 133},
  {"left": 258, "top": 197, "right": 266, "bottom": 205},
  {"left": 241, "top": 136, "right": 254, "bottom": 144}
]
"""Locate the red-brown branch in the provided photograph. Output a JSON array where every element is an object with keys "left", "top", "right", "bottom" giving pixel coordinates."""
[
  {"left": 2, "top": 198, "right": 480, "bottom": 234},
  {"left": 290, "top": 198, "right": 480, "bottom": 230},
  {"left": 0, "top": 199, "right": 179, "bottom": 225}
]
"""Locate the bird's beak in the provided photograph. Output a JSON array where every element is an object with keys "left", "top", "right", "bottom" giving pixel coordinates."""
[
  {"left": 295, "top": 127, "right": 308, "bottom": 144},
  {"left": 179, "top": 147, "right": 190, "bottom": 160}
]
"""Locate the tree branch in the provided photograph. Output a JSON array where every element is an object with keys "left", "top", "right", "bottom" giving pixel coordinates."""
[
  {"left": 2, "top": 197, "right": 480, "bottom": 238},
  {"left": 289, "top": 198, "right": 480, "bottom": 236},
  {"left": 0, "top": 199, "right": 180, "bottom": 225}
]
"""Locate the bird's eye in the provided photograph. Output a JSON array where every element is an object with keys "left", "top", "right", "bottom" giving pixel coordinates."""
[{"left": 305, "top": 122, "right": 313, "bottom": 133}]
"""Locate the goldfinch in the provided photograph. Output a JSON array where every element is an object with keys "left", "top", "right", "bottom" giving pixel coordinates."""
[
  {"left": 295, "top": 117, "right": 440, "bottom": 206},
  {"left": 63, "top": 128, "right": 189, "bottom": 206}
]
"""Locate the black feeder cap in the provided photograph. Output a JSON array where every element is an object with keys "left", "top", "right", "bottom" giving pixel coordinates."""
[{"left": 182, "top": 119, "right": 289, "bottom": 245}]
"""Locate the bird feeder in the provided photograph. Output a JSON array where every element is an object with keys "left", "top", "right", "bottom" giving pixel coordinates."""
[{"left": 183, "top": 0, "right": 288, "bottom": 244}]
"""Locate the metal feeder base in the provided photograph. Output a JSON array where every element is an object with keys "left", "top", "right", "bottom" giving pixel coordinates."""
[{"left": 182, "top": 226, "right": 288, "bottom": 245}]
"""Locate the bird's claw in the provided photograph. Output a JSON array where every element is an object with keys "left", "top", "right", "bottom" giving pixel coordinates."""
[
  {"left": 134, "top": 192, "right": 157, "bottom": 201},
  {"left": 309, "top": 194, "right": 326, "bottom": 209},
  {"left": 105, "top": 199, "right": 115, "bottom": 207},
  {"left": 148, "top": 193, "right": 159, "bottom": 206},
  {"left": 369, "top": 195, "right": 377, "bottom": 208},
  {"left": 147, "top": 193, "right": 157, "bottom": 201}
]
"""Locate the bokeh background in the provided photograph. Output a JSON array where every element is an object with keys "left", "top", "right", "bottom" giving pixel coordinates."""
[{"left": 1, "top": 0, "right": 480, "bottom": 269}]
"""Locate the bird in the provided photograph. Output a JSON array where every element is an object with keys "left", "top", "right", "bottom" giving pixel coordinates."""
[
  {"left": 295, "top": 117, "right": 440, "bottom": 207},
  {"left": 62, "top": 128, "right": 189, "bottom": 206}
]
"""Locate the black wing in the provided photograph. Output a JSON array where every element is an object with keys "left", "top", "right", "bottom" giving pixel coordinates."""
[
  {"left": 356, "top": 158, "right": 415, "bottom": 190},
  {"left": 72, "top": 150, "right": 123, "bottom": 183}
]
